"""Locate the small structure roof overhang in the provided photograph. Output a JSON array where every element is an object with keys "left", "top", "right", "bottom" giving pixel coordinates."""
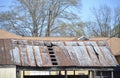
[{"left": 0, "top": 39, "right": 118, "bottom": 70}]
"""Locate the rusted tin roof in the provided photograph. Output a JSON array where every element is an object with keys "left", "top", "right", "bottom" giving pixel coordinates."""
[
  {"left": 90, "top": 37, "right": 120, "bottom": 56},
  {"left": 0, "top": 39, "right": 118, "bottom": 67}
]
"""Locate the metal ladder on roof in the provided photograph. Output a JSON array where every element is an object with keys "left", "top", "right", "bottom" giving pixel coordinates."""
[{"left": 47, "top": 45, "right": 58, "bottom": 65}]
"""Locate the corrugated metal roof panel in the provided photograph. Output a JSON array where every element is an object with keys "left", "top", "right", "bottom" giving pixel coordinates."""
[
  {"left": 0, "top": 39, "right": 6, "bottom": 64},
  {"left": 86, "top": 46, "right": 100, "bottom": 66},
  {"left": 0, "top": 39, "right": 118, "bottom": 67}
]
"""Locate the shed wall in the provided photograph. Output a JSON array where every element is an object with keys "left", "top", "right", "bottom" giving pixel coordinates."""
[{"left": 0, "top": 67, "right": 16, "bottom": 78}]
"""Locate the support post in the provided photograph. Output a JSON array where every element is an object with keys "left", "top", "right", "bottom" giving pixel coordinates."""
[
  {"left": 59, "top": 70, "right": 61, "bottom": 78},
  {"left": 94, "top": 70, "right": 96, "bottom": 78},
  {"left": 74, "top": 70, "right": 75, "bottom": 78},
  {"left": 91, "top": 70, "right": 94, "bottom": 78},
  {"left": 16, "top": 70, "right": 20, "bottom": 78},
  {"left": 65, "top": 70, "right": 67, "bottom": 78},
  {"left": 100, "top": 71, "right": 102, "bottom": 78},
  {"left": 92, "top": 70, "right": 96, "bottom": 78},
  {"left": 49, "top": 70, "right": 51, "bottom": 75},
  {"left": 88, "top": 70, "right": 90, "bottom": 78},
  {"left": 111, "top": 71, "right": 114, "bottom": 78},
  {"left": 23, "top": 71, "right": 25, "bottom": 78}
]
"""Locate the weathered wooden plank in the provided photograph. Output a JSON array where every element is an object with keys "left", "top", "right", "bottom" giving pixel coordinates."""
[
  {"left": 3, "top": 39, "right": 13, "bottom": 64},
  {"left": 86, "top": 46, "right": 100, "bottom": 66},
  {"left": 65, "top": 41, "right": 77, "bottom": 46},
  {"left": 40, "top": 46, "right": 52, "bottom": 66},
  {"left": 100, "top": 46, "right": 118, "bottom": 66},
  {"left": 33, "top": 46, "right": 43, "bottom": 66},
  {"left": 26, "top": 45, "right": 36, "bottom": 66},
  {"left": 0, "top": 39, "right": 6, "bottom": 64},
  {"left": 12, "top": 46, "right": 21, "bottom": 65},
  {"left": 19, "top": 45, "right": 29, "bottom": 66}
]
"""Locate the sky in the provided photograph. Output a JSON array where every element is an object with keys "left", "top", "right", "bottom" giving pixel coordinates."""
[
  {"left": 81, "top": 0, "right": 120, "bottom": 21},
  {"left": 0, "top": 0, "right": 120, "bottom": 21}
]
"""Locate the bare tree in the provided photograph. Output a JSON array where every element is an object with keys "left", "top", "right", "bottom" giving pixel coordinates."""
[
  {"left": 112, "top": 7, "right": 120, "bottom": 37},
  {"left": 51, "top": 21, "right": 85, "bottom": 37},
  {"left": 0, "top": 0, "right": 81, "bottom": 37},
  {"left": 86, "top": 5, "right": 112, "bottom": 37}
]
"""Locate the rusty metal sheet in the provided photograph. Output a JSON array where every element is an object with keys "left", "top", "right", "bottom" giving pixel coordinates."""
[
  {"left": 26, "top": 45, "right": 36, "bottom": 66},
  {"left": 64, "top": 46, "right": 79, "bottom": 66},
  {"left": 33, "top": 46, "right": 43, "bottom": 66},
  {"left": 65, "top": 41, "right": 78, "bottom": 46},
  {"left": 86, "top": 46, "right": 100, "bottom": 66},
  {"left": 77, "top": 42, "right": 84, "bottom": 46},
  {"left": 52, "top": 41, "right": 64, "bottom": 46},
  {"left": 53, "top": 46, "right": 71, "bottom": 66},
  {"left": 0, "top": 39, "right": 6, "bottom": 64},
  {"left": 3, "top": 39, "right": 13, "bottom": 64},
  {"left": 97, "top": 41, "right": 107, "bottom": 46},
  {"left": 40, "top": 46, "right": 52, "bottom": 66},
  {"left": 93, "top": 46, "right": 109, "bottom": 66},
  {"left": 33, "top": 41, "right": 44, "bottom": 46},
  {"left": 100, "top": 46, "right": 118, "bottom": 66},
  {"left": 73, "top": 46, "right": 84, "bottom": 66},
  {"left": 78, "top": 46, "right": 92, "bottom": 66},
  {"left": 85, "top": 41, "right": 109, "bottom": 66},
  {"left": 44, "top": 42, "right": 51, "bottom": 46},
  {"left": 12, "top": 46, "right": 21, "bottom": 65},
  {"left": 19, "top": 45, "right": 29, "bottom": 66},
  {"left": 85, "top": 41, "right": 98, "bottom": 46},
  {"left": 18, "top": 40, "right": 28, "bottom": 45},
  {"left": 0, "top": 39, "right": 118, "bottom": 67}
]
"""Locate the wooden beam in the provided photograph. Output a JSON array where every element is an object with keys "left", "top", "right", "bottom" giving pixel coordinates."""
[
  {"left": 111, "top": 71, "right": 114, "bottom": 78},
  {"left": 91, "top": 71, "right": 94, "bottom": 78},
  {"left": 74, "top": 70, "right": 75, "bottom": 76},
  {"left": 93, "top": 70, "right": 96, "bottom": 78},
  {"left": 88, "top": 70, "right": 90, "bottom": 78},
  {"left": 23, "top": 71, "right": 25, "bottom": 78},
  {"left": 65, "top": 70, "right": 67, "bottom": 78},
  {"left": 59, "top": 70, "right": 61, "bottom": 78},
  {"left": 16, "top": 70, "right": 20, "bottom": 78},
  {"left": 49, "top": 70, "right": 51, "bottom": 75},
  {"left": 100, "top": 71, "right": 102, "bottom": 78}
]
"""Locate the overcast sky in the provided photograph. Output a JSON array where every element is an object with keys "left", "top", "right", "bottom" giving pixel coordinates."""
[{"left": 0, "top": 0, "right": 120, "bottom": 21}]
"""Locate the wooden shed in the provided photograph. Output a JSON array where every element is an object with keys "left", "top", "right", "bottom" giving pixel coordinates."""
[
  {"left": 0, "top": 38, "right": 119, "bottom": 78},
  {"left": 0, "top": 29, "right": 120, "bottom": 78}
]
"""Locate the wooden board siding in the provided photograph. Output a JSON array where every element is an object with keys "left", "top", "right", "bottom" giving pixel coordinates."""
[{"left": 0, "top": 67, "right": 16, "bottom": 78}]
